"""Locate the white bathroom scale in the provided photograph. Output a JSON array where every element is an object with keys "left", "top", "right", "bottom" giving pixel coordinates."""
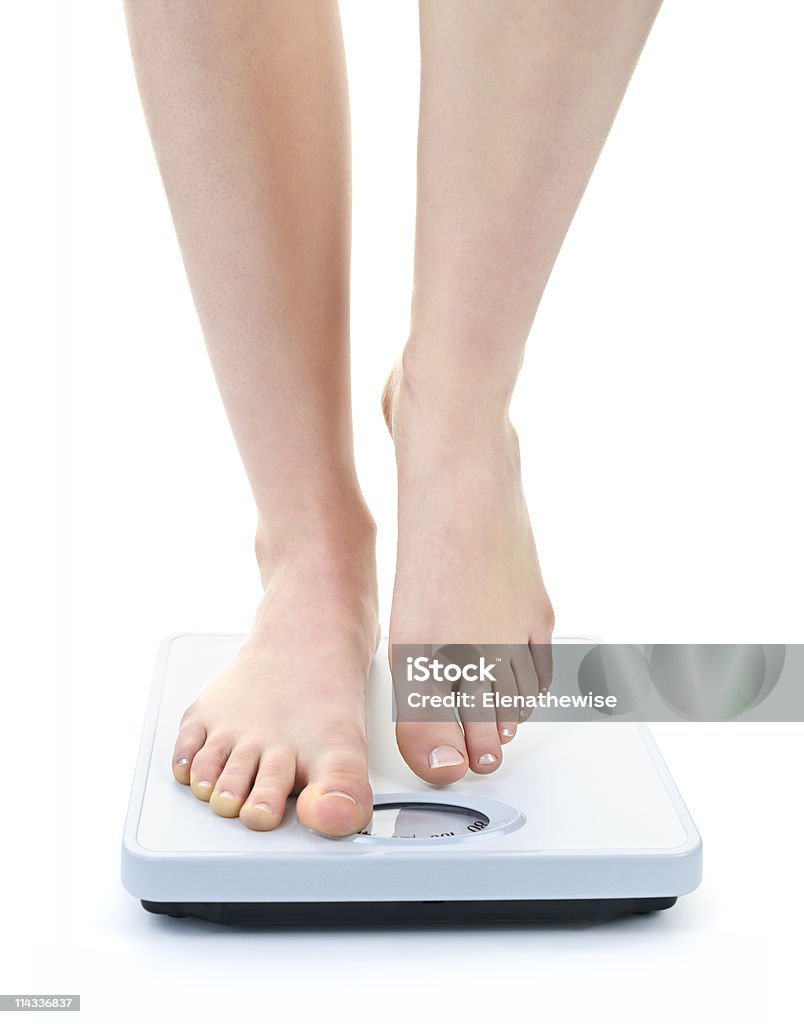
[{"left": 122, "top": 634, "right": 702, "bottom": 926}]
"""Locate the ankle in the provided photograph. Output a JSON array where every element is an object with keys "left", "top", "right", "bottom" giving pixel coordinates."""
[
  {"left": 254, "top": 496, "right": 377, "bottom": 586},
  {"left": 399, "top": 334, "right": 521, "bottom": 417},
  {"left": 388, "top": 345, "right": 519, "bottom": 460}
]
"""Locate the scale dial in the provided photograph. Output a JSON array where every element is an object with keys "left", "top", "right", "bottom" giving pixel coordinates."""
[
  {"left": 347, "top": 792, "right": 525, "bottom": 845},
  {"left": 361, "top": 802, "right": 491, "bottom": 839}
]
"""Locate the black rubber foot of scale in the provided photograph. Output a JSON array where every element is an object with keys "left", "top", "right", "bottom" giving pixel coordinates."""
[{"left": 141, "top": 896, "right": 677, "bottom": 927}]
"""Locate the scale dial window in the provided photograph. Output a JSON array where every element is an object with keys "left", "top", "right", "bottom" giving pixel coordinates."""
[{"left": 361, "top": 802, "right": 491, "bottom": 840}]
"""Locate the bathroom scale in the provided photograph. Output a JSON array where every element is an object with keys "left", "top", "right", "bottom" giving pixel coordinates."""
[{"left": 122, "top": 634, "right": 702, "bottom": 926}]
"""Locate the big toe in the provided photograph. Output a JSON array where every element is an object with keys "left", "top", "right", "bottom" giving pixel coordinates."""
[
  {"left": 296, "top": 751, "right": 373, "bottom": 838},
  {"left": 395, "top": 721, "right": 469, "bottom": 785}
]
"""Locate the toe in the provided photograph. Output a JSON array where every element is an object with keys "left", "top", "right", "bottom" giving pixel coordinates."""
[
  {"left": 296, "top": 748, "right": 373, "bottom": 838},
  {"left": 455, "top": 661, "right": 503, "bottom": 773},
  {"left": 210, "top": 744, "right": 260, "bottom": 818},
  {"left": 172, "top": 720, "right": 206, "bottom": 783},
  {"left": 530, "top": 638, "right": 553, "bottom": 693},
  {"left": 461, "top": 719, "right": 503, "bottom": 774},
  {"left": 395, "top": 721, "right": 469, "bottom": 785},
  {"left": 512, "top": 644, "right": 541, "bottom": 723},
  {"left": 492, "top": 659, "right": 519, "bottom": 744},
  {"left": 240, "top": 746, "right": 296, "bottom": 832},
  {"left": 189, "top": 736, "right": 231, "bottom": 801}
]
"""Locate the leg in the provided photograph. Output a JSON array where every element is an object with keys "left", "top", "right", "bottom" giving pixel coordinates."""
[
  {"left": 385, "top": 0, "right": 661, "bottom": 781},
  {"left": 124, "top": 0, "right": 378, "bottom": 836}
]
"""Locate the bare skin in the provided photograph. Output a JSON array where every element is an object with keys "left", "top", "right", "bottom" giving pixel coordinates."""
[
  {"left": 386, "top": 0, "right": 661, "bottom": 783},
  {"left": 124, "top": 0, "right": 377, "bottom": 836},
  {"left": 123, "top": 0, "right": 660, "bottom": 834},
  {"left": 176, "top": 545, "right": 379, "bottom": 836},
  {"left": 383, "top": 368, "right": 554, "bottom": 782}
]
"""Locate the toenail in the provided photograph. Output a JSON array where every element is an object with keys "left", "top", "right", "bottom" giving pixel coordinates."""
[
  {"left": 175, "top": 757, "right": 189, "bottom": 766},
  {"left": 500, "top": 728, "right": 515, "bottom": 738},
  {"left": 254, "top": 802, "right": 274, "bottom": 814},
  {"left": 195, "top": 780, "right": 212, "bottom": 789},
  {"left": 428, "top": 745, "right": 465, "bottom": 769},
  {"left": 322, "top": 790, "right": 358, "bottom": 806},
  {"left": 478, "top": 752, "right": 499, "bottom": 766},
  {"left": 217, "top": 790, "right": 235, "bottom": 799}
]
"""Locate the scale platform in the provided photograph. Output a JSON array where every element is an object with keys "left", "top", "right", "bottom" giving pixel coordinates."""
[{"left": 122, "top": 634, "right": 702, "bottom": 926}]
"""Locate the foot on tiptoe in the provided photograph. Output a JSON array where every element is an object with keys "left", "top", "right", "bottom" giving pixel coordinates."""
[
  {"left": 171, "top": 513, "right": 380, "bottom": 837},
  {"left": 383, "top": 351, "right": 554, "bottom": 784}
]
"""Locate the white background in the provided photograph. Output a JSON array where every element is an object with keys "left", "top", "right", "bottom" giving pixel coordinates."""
[{"left": 2, "top": 0, "right": 802, "bottom": 1020}]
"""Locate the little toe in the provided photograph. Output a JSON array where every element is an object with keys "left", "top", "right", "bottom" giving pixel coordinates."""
[
  {"left": 189, "top": 737, "right": 231, "bottom": 801},
  {"left": 210, "top": 744, "right": 260, "bottom": 818},
  {"left": 492, "top": 660, "right": 519, "bottom": 744},
  {"left": 240, "top": 747, "right": 296, "bottom": 832},
  {"left": 395, "top": 721, "right": 468, "bottom": 785},
  {"left": 512, "top": 645, "right": 542, "bottom": 723},
  {"left": 530, "top": 639, "right": 554, "bottom": 693},
  {"left": 172, "top": 722, "right": 206, "bottom": 783}
]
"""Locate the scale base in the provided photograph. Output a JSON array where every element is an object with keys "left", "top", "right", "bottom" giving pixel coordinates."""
[
  {"left": 142, "top": 896, "right": 678, "bottom": 928},
  {"left": 124, "top": 635, "right": 703, "bottom": 923}
]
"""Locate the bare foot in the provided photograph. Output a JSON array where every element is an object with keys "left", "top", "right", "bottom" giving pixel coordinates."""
[
  {"left": 171, "top": 517, "right": 380, "bottom": 837},
  {"left": 383, "top": 355, "right": 554, "bottom": 785}
]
